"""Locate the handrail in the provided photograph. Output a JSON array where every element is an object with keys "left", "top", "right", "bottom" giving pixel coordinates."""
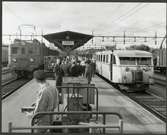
[{"left": 9, "top": 111, "right": 123, "bottom": 134}]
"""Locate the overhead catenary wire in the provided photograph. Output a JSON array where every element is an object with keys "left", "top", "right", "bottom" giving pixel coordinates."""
[
  {"left": 111, "top": 3, "right": 143, "bottom": 24},
  {"left": 112, "top": 3, "right": 150, "bottom": 33},
  {"left": 4, "top": 5, "right": 27, "bottom": 24}
]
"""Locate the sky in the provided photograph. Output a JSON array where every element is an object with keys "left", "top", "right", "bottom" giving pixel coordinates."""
[{"left": 2, "top": 2, "right": 166, "bottom": 49}]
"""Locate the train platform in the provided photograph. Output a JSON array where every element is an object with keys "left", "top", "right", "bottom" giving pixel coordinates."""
[{"left": 2, "top": 75, "right": 166, "bottom": 134}]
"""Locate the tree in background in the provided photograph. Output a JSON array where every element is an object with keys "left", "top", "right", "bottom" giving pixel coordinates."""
[{"left": 126, "top": 44, "right": 151, "bottom": 52}]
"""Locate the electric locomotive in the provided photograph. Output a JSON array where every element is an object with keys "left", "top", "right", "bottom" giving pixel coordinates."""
[{"left": 9, "top": 39, "right": 59, "bottom": 78}]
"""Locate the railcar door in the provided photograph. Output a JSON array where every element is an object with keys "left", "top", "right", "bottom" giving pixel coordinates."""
[{"left": 110, "top": 54, "right": 113, "bottom": 80}]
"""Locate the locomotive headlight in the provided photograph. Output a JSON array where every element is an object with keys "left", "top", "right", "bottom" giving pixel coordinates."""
[
  {"left": 30, "top": 58, "right": 34, "bottom": 62},
  {"left": 12, "top": 58, "right": 17, "bottom": 62}
]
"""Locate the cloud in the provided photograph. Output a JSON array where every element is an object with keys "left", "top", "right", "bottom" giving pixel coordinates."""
[{"left": 2, "top": 2, "right": 166, "bottom": 44}]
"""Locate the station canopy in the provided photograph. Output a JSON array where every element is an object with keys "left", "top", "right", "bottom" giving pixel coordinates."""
[{"left": 43, "top": 31, "right": 93, "bottom": 52}]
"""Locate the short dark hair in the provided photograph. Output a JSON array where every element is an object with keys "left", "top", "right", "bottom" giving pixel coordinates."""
[
  {"left": 33, "top": 70, "right": 46, "bottom": 82},
  {"left": 85, "top": 60, "right": 91, "bottom": 64}
]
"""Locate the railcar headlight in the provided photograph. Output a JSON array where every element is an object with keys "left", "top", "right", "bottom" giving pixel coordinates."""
[
  {"left": 12, "top": 58, "right": 17, "bottom": 62},
  {"left": 30, "top": 58, "right": 34, "bottom": 62},
  {"left": 145, "top": 66, "right": 151, "bottom": 71}
]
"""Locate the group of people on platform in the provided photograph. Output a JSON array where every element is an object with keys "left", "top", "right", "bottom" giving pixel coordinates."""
[
  {"left": 53, "top": 56, "right": 96, "bottom": 88},
  {"left": 25, "top": 56, "right": 96, "bottom": 133}
]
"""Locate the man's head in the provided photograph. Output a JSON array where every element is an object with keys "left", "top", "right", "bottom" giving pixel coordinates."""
[
  {"left": 33, "top": 70, "right": 46, "bottom": 84},
  {"left": 56, "top": 58, "right": 61, "bottom": 65}
]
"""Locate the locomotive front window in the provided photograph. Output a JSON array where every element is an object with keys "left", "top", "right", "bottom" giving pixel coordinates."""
[
  {"left": 120, "top": 57, "right": 136, "bottom": 65},
  {"left": 137, "top": 57, "right": 151, "bottom": 65},
  {"left": 11, "top": 47, "right": 18, "bottom": 54},
  {"left": 28, "top": 48, "right": 33, "bottom": 54}
]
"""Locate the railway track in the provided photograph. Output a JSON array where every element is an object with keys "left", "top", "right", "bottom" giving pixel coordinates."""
[
  {"left": 97, "top": 73, "right": 166, "bottom": 122},
  {"left": 2, "top": 78, "right": 31, "bottom": 99},
  {"left": 125, "top": 92, "right": 166, "bottom": 122}
]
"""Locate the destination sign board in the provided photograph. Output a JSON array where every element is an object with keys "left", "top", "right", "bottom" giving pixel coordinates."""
[{"left": 62, "top": 41, "right": 74, "bottom": 45}]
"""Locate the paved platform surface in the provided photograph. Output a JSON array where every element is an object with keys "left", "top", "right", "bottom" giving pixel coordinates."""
[
  {"left": 2, "top": 75, "right": 166, "bottom": 134},
  {"left": 91, "top": 76, "right": 166, "bottom": 134}
]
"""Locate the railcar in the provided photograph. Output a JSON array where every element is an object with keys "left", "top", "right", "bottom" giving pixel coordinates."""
[
  {"left": 95, "top": 50, "right": 154, "bottom": 91},
  {"left": 9, "top": 39, "right": 59, "bottom": 78}
]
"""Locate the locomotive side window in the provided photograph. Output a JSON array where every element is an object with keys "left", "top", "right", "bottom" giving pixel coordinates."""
[
  {"left": 28, "top": 48, "right": 33, "bottom": 54},
  {"left": 11, "top": 47, "right": 18, "bottom": 54},
  {"left": 120, "top": 57, "right": 136, "bottom": 65},
  {"left": 21, "top": 48, "right": 25, "bottom": 54}
]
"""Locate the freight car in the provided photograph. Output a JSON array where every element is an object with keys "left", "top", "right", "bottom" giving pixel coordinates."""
[
  {"left": 2, "top": 45, "right": 8, "bottom": 67},
  {"left": 95, "top": 50, "right": 154, "bottom": 91},
  {"left": 8, "top": 39, "right": 59, "bottom": 78}
]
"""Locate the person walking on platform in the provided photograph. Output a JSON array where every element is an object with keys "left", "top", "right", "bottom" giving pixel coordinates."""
[
  {"left": 91, "top": 59, "right": 96, "bottom": 77},
  {"left": 69, "top": 61, "right": 79, "bottom": 77},
  {"left": 85, "top": 60, "right": 93, "bottom": 84},
  {"left": 53, "top": 58, "right": 64, "bottom": 93},
  {"left": 81, "top": 58, "right": 86, "bottom": 76},
  {"left": 33, "top": 70, "right": 59, "bottom": 133}
]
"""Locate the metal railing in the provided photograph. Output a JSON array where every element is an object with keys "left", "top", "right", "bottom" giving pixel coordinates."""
[
  {"left": 8, "top": 111, "right": 123, "bottom": 134},
  {"left": 56, "top": 85, "right": 99, "bottom": 112}
]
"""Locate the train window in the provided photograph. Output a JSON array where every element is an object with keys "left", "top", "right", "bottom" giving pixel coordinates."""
[
  {"left": 28, "top": 48, "right": 33, "bottom": 54},
  {"left": 110, "top": 54, "right": 116, "bottom": 64},
  {"left": 21, "top": 48, "right": 25, "bottom": 54},
  {"left": 106, "top": 55, "right": 108, "bottom": 63},
  {"left": 101, "top": 55, "right": 102, "bottom": 62},
  {"left": 113, "top": 56, "right": 116, "bottom": 64},
  {"left": 137, "top": 57, "right": 151, "bottom": 65},
  {"left": 120, "top": 57, "right": 136, "bottom": 65},
  {"left": 11, "top": 47, "right": 18, "bottom": 54},
  {"left": 103, "top": 55, "right": 105, "bottom": 62}
]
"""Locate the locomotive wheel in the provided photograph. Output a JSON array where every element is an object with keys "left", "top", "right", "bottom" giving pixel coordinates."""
[{"left": 15, "top": 71, "right": 23, "bottom": 78}]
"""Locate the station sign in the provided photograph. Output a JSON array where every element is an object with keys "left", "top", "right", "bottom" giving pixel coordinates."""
[{"left": 62, "top": 41, "right": 74, "bottom": 46}]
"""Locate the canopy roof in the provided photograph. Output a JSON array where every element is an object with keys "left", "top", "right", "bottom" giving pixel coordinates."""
[{"left": 43, "top": 31, "right": 93, "bottom": 52}]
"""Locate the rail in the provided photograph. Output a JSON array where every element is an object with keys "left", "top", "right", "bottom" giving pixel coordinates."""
[
  {"left": 8, "top": 111, "right": 123, "bottom": 134},
  {"left": 2, "top": 68, "right": 11, "bottom": 74},
  {"left": 150, "top": 76, "right": 166, "bottom": 86}
]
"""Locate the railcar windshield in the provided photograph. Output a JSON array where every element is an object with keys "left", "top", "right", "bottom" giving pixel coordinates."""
[
  {"left": 119, "top": 57, "right": 152, "bottom": 65},
  {"left": 120, "top": 57, "right": 136, "bottom": 65},
  {"left": 136, "top": 57, "right": 152, "bottom": 65}
]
